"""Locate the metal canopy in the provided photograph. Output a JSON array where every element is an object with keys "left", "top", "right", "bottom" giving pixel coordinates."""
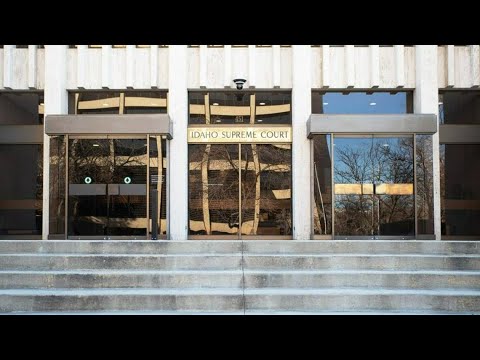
[
  {"left": 45, "top": 114, "right": 173, "bottom": 139},
  {"left": 307, "top": 114, "right": 438, "bottom": 137}
]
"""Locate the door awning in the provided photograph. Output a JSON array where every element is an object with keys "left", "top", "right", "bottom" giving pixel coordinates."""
[
  {"left": 307, "top": 114, "right": 437, "bottom": 138},
  {"left": 45, "top": 114, "right": 173, "bottom": 139}
]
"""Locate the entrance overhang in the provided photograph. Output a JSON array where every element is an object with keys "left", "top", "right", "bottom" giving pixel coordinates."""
[
  {"left": 307, "top": 114, "right": 437, "bottom": 137},
  {"left": 45, "top": 114, "right": 173, "bottom": 139}
]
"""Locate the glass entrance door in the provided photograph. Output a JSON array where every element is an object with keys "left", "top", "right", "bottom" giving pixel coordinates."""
[
  {"left": 68, "top": 136, "right": 148, "bottom": 238},
  {"left": 333, "top": 135, "right": 415, "bottom": 239},
  {"left": 188, "top": 143, "right": 292, "bottom": 239}
]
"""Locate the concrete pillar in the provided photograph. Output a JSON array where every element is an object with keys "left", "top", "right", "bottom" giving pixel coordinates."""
[
  {"left": 43, "top": 45, "right": 68, "bottom": 239},
  {"left": 28, "top": 45, "right": 37, "bottom": 89},
  {"left": 292, "top": 45, "right": 312, "bottom": 240},
  {"left": 168, "top": 45, "right": 188, "bottom": 240},
  {"left": 415, "top": 45, "right": 441, "bottom": 240},
  {"left": 3, "top": 45, "right": 14, "bottom": 89}
]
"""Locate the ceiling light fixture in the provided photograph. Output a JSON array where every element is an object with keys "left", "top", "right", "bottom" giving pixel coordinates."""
[
  {"left": 212, "top": 103, "right": 219, "bottom": 106},
  {"left": 93, "top": 144, "right": 100, "bottom": 147},
  {"left": 369, "top": 102, "right": 377, "bottom": 106},
  {"left": 259, "top": 102, "right": 266, "bottom": 106}
]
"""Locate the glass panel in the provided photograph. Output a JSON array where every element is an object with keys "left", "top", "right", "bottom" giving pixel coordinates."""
[
  {"left": 374, "top": 136, "right": 415, "bottom": 236},
  {"left": 49, "top": 136, "right": 66, "bottom": 235},
  {"left": 73, "top": 92, "right": 122, "bottom": 115},
  {"left": 333, "top": 136, "right": 375, "bottom": 236},
  {"left": 0, "top": 144, "right": 43, "bottom": 236},
  {"left": 108, "top": 139, "right": 147, "bottom": 236},
  {"left": 439, "top": 91, "right": 480, "bottom": 124},
  {"left": 0, "top": 92, "right": 44, "bottom": 125},
  {"left": 69, "top": 91, "right": 168, "bottom": 115},
  {"left": 189, "top": 144, "right": 240, "bottom": 236},
  {"left": 188, "top": 91, "right": 292, "bottom": 125},
  {"left": 416, "top": 135, "right": 434, "bottom": 235},
  {"left": 312, "top": 92, "right": 412, "bottom": 114},
  {"left": 333, "top": 135, "right": 414, "bottom": 237},
  {"left": 241, "top": 144, "right": 292, "bottom": 236},
  {"left": 149, "top": 136, "right": 167, "bottom": 237},
  {"left": 124, "top": 92, "right": 168, "bottom": 114},
  {"left": 68, "top": 139, "right": 110, "bottom": 236},
  {"left": 441, "top": 144, "right": 480, "bottom": 236},
  {"left": 312, "top": 135, "right": 332, "bottom": 235}
]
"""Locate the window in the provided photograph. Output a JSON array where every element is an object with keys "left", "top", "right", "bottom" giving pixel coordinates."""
[{"left": 312, "top": 91, "right": 413, "bottom": 114}]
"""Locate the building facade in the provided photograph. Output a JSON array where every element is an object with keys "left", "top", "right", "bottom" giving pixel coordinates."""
[{"left": 0, "top": 45, "right": 478, "bottom": 240}]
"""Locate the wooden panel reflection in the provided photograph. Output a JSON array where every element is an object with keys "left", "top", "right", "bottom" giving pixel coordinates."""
[
  {"left": 335, "top": 184, "right": 374, "bottom": 195},
  {"left": 375, "top": 183, "right": 413, "bottom": 195}
]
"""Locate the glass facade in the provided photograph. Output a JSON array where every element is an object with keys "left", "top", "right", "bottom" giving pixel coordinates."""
[
  {"left": 440, "top": 91, "right": 480, "bottom": 238},
  {"left": 189, "top": 91, "right": 291, "bottom": 125},
  {"left": 439, "top": 91, "right": 480, "bottom": 124},
  {"left": 0, "top": 92, "right": 44, "bottom": 238},
  {"left": 333, "top": 136, "right": 415, "bottom": 238},
  {"left": 312, "top": 91, "right": 413, "bottom": 114},
  {"left": 188, "top": 91, "right": 292, "bottom": 238},
  {"left": 441, "top": 144, "right": 480, "bottom": 237},
  {"left": 46, "top": 91, "right": 169, "bottom": 239},
  {"left": 68, "top": 91, "right": 168, "bottom": 115},
  {"left": 310, "top": 91, "right": 435, "bottom": 239}
]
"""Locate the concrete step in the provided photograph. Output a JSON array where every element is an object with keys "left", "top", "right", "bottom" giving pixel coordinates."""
[
  {"left": 0, "top": 270, "right": 243, "bottom": 289},
  {"left": 0, "top": 288, "right": 244, "bottom": 312},
  {"left": 243, "top": 254, "right": 480, "bottom": 270},
  {"left": 9, "top": 310, "right": 480, "bottom": 315},
  {"left": 0, "top": 254, "right": 241, "bottom": 271},
  {"left": 244, "top": 270, "right": 480, "bottom": 289},
  {"left": 0, "top": 240, "right": 242, "bottom": 255},
  {"left": 1, "top": 288, "right": 479, "bottom": 313},
  {"left": 244, "top": 241, "right": 480, "bottom": 255},
  {"left": 0, "top": 240, "right": 479, "bottom": 255},
  {"left": 244, "top": 288, "right": 480, "bottom": 312},
  {"left": 0, "top": 270, "right": 479, "bottom": 290},
  {"left": 2, "top": 253, "right": 479, "bottom": 271}
]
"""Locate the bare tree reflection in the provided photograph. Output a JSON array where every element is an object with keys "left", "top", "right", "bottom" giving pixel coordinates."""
[{"left": 334, "top": 137, "right": 415, "bottom": 236}]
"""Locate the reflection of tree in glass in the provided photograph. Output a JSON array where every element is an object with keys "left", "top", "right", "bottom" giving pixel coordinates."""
[{"left": 334, "top": 137, "right": 414, "bottom": 236}]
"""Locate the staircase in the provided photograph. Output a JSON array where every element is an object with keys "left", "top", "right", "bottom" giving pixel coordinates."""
[{"left": 0, "top": 240, "right": 479, "bottom": 314}]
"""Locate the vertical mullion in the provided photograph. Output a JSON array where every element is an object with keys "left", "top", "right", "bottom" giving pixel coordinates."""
[
  {"left": 330, "top": 133, "right": 334, "bottom": 238},
  {"left": 146, "top": 134, "right": 150, "bottom": 238},
  {"left": 64, "top": 135, "right": 69, "bottom": 238},
  {"left": 238, "top": 144, "right": 242, "bottom": 239},
  {"left": 413, "top": 134, "right": 418, "bottom": 239}
]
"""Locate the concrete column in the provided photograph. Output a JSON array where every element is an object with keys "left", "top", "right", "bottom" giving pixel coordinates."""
[
  {"left": 292, "top": 45, "right": 312, "bottom": 240},
  {"left": 272, "top": 45, "right": 281, "bottom": 88},
  {"left": 101, "top": 45, "right": 111, "bottom": 89},
  {"left": 43, "top": 45, "right": 68, "bottom": 239},
  {"left": 150, "top": 45, "right": 159, "bottom": 88},
  {"left": 168, "top": 45, "right": 188, "bottom": 240},
  {"left": 28, "top": 45, "right": 37, "bottom": 89},
  {"left": 3, "top": 45, "right": 14, "bottom": 89},
  {"left": 395, "top": 45, "right": 405, "bottom": 88},
  {"left": 415, "top": 45, "right": 441, "bottom": 240}
]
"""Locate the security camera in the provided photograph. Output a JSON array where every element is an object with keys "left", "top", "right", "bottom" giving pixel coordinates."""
[{"left": 233, "top": 78, "right": 247, "bottom": 90}]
